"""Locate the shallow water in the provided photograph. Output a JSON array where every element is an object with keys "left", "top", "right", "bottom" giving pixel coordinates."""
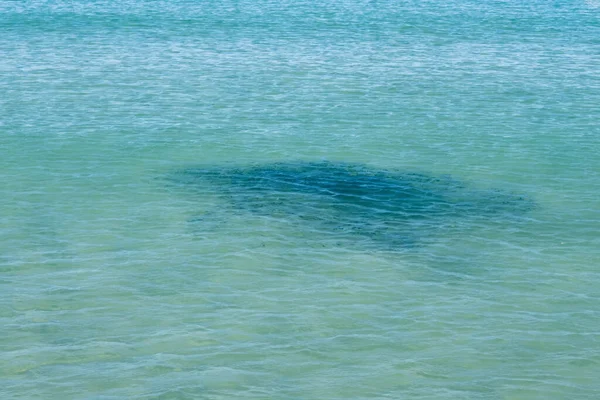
[{"left": 1, "top": 0, "right": 600, "bottom": 398}]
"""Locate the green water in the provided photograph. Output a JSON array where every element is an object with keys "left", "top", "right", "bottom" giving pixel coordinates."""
[{"left": 1, "top": 0, "right": 599, "bottom": 398}]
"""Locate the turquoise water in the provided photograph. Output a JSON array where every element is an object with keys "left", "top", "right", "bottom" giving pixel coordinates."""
[{"left": 1, "top": 0, "right": 600, "bottom": 398}]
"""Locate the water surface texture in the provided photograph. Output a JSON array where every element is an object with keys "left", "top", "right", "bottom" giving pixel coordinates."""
[{"left": 1, "top": 0, "right": 600, "bottom": 399}]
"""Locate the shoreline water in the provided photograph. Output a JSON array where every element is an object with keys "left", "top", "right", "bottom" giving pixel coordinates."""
[{"left": 2, "top": 0, "right": 599, "bottom": 398}]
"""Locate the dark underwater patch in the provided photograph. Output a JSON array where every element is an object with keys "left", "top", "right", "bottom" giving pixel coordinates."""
[{"left": 167, "top": 161, "right": 535, "bottom": 251}]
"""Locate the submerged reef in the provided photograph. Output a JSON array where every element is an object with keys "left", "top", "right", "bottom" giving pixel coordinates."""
[{"left": 168, "top": 161, "right": 534, "bottom": 250}]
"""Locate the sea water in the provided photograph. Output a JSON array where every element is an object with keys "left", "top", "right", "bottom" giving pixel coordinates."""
[{"left": 1, "top": 0, "right": 599, "bottom": 398}]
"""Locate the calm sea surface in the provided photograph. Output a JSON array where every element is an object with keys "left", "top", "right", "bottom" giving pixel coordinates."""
[{"left": 1, "top": 1, "right": 599, "bottom": 398}]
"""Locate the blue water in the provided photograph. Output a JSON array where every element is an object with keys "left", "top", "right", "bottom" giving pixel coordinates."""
[{"left": 1, "top": 1, "right": 600, "bottom": 398}]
